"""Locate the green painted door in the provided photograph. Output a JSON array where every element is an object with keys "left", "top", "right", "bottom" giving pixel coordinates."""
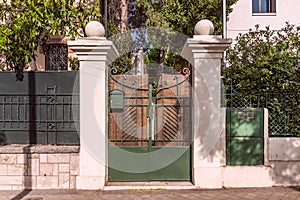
[
  {"left": 108, "top": 70, "right": 192, "bottom": 181},
  {"left": 226, "top": 108, "right": 264, "bottom": 165}
]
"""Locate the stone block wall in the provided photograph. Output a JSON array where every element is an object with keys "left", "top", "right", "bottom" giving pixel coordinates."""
[{"left": 0, "top": 145, "right": 79, "bottom": 190}]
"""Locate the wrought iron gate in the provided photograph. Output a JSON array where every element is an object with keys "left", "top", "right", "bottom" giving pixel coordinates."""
[{"left": 108, "top": 68, "right": 192, "bottom": 181}]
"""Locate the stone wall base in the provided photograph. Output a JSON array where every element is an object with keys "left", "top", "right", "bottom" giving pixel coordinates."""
[
  {"left": 271, "top": 161, "right": 300, "bottom": 186},
  {"left": 193, "top": 166, "right": 275, "bottom": 189},
  {"left": 193, "top": 165, "right": 299, "bottom": 188},
  {"left": 193, "top": 167, "right": 223, "bottom": 189},
  {"left": 0, "top": 145, "right": 299, "bottom": 190},
  {"left": 0, "top": 145, "right": 79, "bottom": 190},
  {"left": 76, "top": 175, "right": 105, "bottom": 190},
  {"left": 223, "top": 166, "right": 274, "bottom": 188}
]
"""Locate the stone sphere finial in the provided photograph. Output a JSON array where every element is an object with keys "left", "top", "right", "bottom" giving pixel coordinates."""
[
  {"left": 85, "top": 21, "right": 105, "bottom": 37},
  {"left": 194, "top": 19, "right": 214, "bottom": 35}
]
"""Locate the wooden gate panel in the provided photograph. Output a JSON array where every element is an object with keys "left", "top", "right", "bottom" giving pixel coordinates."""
[
  {"left": 155, "top": 73, "right": 191, "bottom": 146},
  {"left": 109, "top": 74, "right": 149, "bottom": 146}
]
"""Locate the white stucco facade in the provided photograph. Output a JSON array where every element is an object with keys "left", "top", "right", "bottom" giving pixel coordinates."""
[{"left": 227, "top": 0, "right": 300, "bottom": 40}]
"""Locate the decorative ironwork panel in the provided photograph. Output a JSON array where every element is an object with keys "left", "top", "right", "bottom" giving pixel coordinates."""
[{"left": 46, "top": 44, "right": 68, "bottom": 70}]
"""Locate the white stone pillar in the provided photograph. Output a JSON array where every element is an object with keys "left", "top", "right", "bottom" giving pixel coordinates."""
[
  {"left": 68, "top": 21, "right": 119, "bottom": 189},
  {"left": 181, "top": 20, "right": 231, "bottom": 188}
]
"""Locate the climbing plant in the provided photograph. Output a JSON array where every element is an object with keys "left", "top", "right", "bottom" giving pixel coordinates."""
[{"left": 0, "top": 0, "right": 100, "bottom": 78}]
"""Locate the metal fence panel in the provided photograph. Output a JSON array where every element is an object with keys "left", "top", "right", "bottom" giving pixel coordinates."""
[
  {"left": 0, "top": 71, "right": 79, "bottom": 145},
  {"left": 223, "top": 84, "right": 300, "bottom": 137}
]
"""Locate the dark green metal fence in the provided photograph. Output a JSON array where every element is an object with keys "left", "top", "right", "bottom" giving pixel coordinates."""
[
  {"left": 223, "top": 84, "right": 300, "bottom": 137},
  {"left": 0, "top": 71, "right": 79, "bottom": 145}
]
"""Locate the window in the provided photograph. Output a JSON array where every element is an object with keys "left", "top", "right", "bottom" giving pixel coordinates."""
[
  {"left": 45, "top": 44, "right": 68, "bottom": 70},
  {"left": 252, "top": 0, "right": 276, "bottom": 14}
]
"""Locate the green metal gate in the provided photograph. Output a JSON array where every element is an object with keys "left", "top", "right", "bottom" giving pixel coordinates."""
[{"left": 108, "top": 68, "right": 192, "bottom": 181}]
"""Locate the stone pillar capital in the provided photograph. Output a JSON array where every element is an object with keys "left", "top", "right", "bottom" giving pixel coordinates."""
[
  {"left": 181, "top": 35, "right": 231, "bottom": 61},
  {"left": 68, "top": 37, "right": 119, "bottom": 64}
]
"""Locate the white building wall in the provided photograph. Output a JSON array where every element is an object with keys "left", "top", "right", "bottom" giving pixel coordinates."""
[{"left": 227, "top": 0, "right": 300, "bottom": 40}]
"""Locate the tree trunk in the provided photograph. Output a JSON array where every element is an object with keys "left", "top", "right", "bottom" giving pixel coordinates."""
[
  {"left": 158, "top": 49, "right": 165, "bottom": 74},
  {"left": 120, "top": 0, "right": 128, "bottom": 33},
  {"left": 108, "top": 0, "right": 128, "bottom": 33}
]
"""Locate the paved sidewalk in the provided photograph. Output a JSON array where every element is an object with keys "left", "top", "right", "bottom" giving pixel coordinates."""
[{"left": 0, "top": 187, "right": 299, "bottom": 200}]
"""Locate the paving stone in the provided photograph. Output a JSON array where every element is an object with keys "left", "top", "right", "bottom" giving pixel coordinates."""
[
  {"left": 7, "top": 164, "right": 25, "bottom": 175},
  {"left": 0, "top": 176, "right": 23, "bottom": 185},
  {"left": 39, "top": 154, "right": 48, "bottom": 163},
  {"left": 48, "top": 154, "right": 69, "bottom": 163},
  {"left": 24, "top": 176, "right": 37, "bottom": 189},
  {"left": 0, "top": 154, "right": 16, "bottom": 164},
  {"left": 59, "top": 164, "right": 70, "bottom": 173},
  {"left": 11, "top": 185, "right": 23, "bottom": 190},
  {"left": 40, "top": 164, "right": 54, "bottom": 176},
  {"left": 36, "top": 176, "right": 58, "bottom": 189},
  {"left": 58, "top": 173, "right": 70, "bottom": 189},
  {"left": 70, "top": 154, "right": 79, "bottom": 175},
  {"left": 0, "top": 185, "right": 12, "bottom": 190},
  {"left": 0, "top": 187, "right": 298, "bottom": 200},
  {"left": 69, "top": 176, "right": 77, "bottom": 189},
  {"left": 0, "top": 165, "right": 7, "bottom": 175},
  {"left": 27, "top": 159, "right": 39, "bottom": 176},
  {"left": 27, "top": 154, "right": 40, "bottom": 159},
  {"left": 17, "top": 154, "right": 27, "bottom": 164},
  {"left": 52, "top": 164, "right": 59, "bottom": 176}
]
